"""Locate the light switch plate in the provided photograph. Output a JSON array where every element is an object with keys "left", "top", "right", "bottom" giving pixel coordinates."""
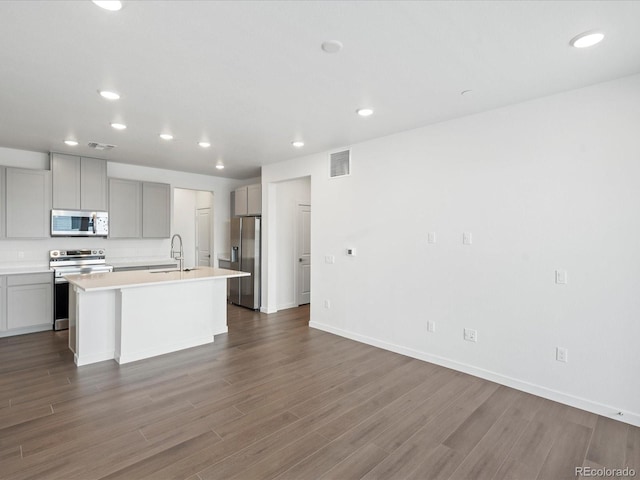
[
  {"left": 325, "top": 255, "right": 335, "bottom": 264},
  {"left": 428, "top": 232, "right": 436, "bottom": 244},
  {"left": 556, "top": 347, "right": 568, "bottom": 362},
  {"left": 463, "top": 232, "right": 472, "bottom": 245},
  {"left": 555, "top": 269, "right": 567, "bottom": 284}
]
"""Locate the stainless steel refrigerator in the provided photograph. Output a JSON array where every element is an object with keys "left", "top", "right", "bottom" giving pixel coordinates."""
[{"left": 229, "top": 216, "right": 261, "bottom": 310}]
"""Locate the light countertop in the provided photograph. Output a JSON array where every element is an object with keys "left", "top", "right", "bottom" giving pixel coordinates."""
[
  {"left": 66, "top": 266, "right": 249, "bottom": 292},
  {"left": 0, "top": 265, "right": 52, "bottom": 275}
]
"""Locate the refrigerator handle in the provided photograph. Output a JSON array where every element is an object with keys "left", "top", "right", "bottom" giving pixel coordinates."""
[{"left": 231, "top": 246, "right": 238, "bottom": 263}]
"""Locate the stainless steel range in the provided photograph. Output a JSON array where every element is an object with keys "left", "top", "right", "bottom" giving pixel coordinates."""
[{"left": 49, "top": 249, "right": 113, "bottom": 330}]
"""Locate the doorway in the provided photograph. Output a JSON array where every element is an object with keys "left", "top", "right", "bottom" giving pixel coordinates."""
[
  {"left": 272, "top": 176, "right": 311, "bottom": 311},
  {"left": 296, "top": 203, "right": 311, "bottom": 305},
  {"left": 196, "top": 208, "right": 211, "bottom": 266},
  {"left": 173, "top": 188, "right": 214, "bottom": 268}
]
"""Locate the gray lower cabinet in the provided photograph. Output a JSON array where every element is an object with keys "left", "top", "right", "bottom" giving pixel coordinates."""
[
  {"left": 108, "top": 178, "right": 170, "bottom": 238},
  {"left": 51, "top": 153, "right": 107, "bottom": 211},
  {"left": 0, "top": 167, "right": 5, "bottom": 238},
  {"left": 1, "top": 273, "right": 53, "bottom": 336},
  {"left": 0, "top": 276, "right": 6, "bottom": 331},
  {"left": 112, "top": 263, "right": 177, "bottom": 272},
  {"left": 142, "top": 182, "right": 171, "bottom": 238},
  {"left": 5, "top": 168, "right": 51, "bottom": 238}
]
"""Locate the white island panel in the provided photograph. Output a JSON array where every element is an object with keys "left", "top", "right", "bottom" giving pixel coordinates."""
[
  {"left": 116, "top": 279, "right": 227, "bottom": 364},
  {"left": 70, "top": 288, "right": 116, "bottom": 366},
  {"left": 66, "top": 267, "right": 248, "bottom": 366}
]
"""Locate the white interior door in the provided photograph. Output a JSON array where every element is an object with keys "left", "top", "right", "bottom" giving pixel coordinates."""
[
  {"left": 296, "top": 203, "right": 311, "bottom": 305},
  {"left": 196, "top": 208, "right": 211, "bottom": 267}
]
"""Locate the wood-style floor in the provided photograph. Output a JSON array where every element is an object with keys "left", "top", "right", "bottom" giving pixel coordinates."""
[{"left": 0, "top": 305, "right": 638, "bottom": 480}]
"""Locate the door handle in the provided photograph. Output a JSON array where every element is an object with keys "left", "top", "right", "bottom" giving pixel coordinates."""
[{"left": 299, "top": 258, "right": 303, "bottom": 262}]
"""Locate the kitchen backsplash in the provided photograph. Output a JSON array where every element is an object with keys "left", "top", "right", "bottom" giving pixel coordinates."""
[{"left": 0, "top": 238, "right": 170, "bottom": 266}]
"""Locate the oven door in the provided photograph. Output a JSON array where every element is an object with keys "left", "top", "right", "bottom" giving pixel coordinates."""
[{"left": 54, "top": 277, "right": 70, "bottom": 331}]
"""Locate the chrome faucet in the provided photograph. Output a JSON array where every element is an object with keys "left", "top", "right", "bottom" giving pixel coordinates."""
[{"left": 170, "top": 234, "right": 184, "bottom": 271}]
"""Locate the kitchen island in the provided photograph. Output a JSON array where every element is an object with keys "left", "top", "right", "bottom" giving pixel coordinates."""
[{"left": 65, "top": 267, "right": 249, "bottom": 366}]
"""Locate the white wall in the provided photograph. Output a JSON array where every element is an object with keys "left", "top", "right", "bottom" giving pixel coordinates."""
[
  {"left": 274, "top": 177, "right": 311, "bottom": 310},
  {"left": 262, "top": 74, "right": 640, "bottom": 426},
  {"left": 0, "top": 151, "right": 246, "bottom": 267}
]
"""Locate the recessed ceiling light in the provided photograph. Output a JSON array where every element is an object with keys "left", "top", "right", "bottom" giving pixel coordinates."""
[
  {"left": 216, "top": 163, "right": 225, "bottom": 170},
  {"left": 99, "top": 90, "right": 120, "bottom": 100},
  {"left": 111, "top": 123, "right": 127, "bottom": 130},
  {"left": 92, "top": 1, "right": 122, "bottom": 11},
  {"left": 570, "top": 31, "right": 604, "bottom": 48},
  {"left": 64, "top": 140, "right": 79, "bottom": 146},
  {"left": 356, "top": 108, "right": 374, "bottom": 117},
  {"left": 159, "top": 133, "right": 173, "bottom": 140},
  {"left": 321, "top": 40, "right": 343, "bottom": 54},
  {"left": 198, "top": 142, "right": 211, "bottom": 148},
  {"left": 292, "top": 141, "right": 305, "bottom": 148}
]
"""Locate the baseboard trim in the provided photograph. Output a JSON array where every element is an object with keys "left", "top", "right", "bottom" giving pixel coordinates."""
[
  {"left": 116, "top": 336, "right": 213, "bottom": 365},
  {"left": 276, "top": 302, "right": 297, "bottom": 311},
  {"left": 75, "top": 351, "right": 115, "bottom": 367},
  {"left": 309, "top": 321, "right": 640, "bottom": 427},
  {"left": 0, "top": 323, "right": 52, "bottom": 338}
]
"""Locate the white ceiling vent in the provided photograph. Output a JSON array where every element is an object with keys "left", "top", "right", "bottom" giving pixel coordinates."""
[
  {"left": 329, "top": 149, "right": 350, "bottom": 178},
  {"left": 88, "top": 142, "right": 116, "bottom": 151}
]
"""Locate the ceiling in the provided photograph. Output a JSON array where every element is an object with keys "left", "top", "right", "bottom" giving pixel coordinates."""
[{"left": 0, "top": 1, "right": 639, "bottom": 179}]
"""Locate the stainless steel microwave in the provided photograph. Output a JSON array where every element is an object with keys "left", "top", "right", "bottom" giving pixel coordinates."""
[{"left": 51, "top": 209, "right": 109, "bottom": 237}]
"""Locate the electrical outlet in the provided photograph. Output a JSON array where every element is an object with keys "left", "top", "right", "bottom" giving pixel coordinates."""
[
  {"left": 464, "top": 328, "right": 477, "bottom": 342},
  {"left": 556, "top": 347, "right": 568, "bottom": 363},
  {"left": 427, "top": 321, "right": 436, "bottom": 333},
  {"left": 17, "top": 251, "right": 25, "bottom": 259},
  {"left": 428, "top": 232, "right": 436, "bottom": 244},
  {"left": 324, "top": 299, "right": 331, "bottom": 309},
  {"left": 325, "top": 255, "right": 335, "bottom": 264},
  {"left": 463, "top": 232, "right": 472, "bottom": 245}
]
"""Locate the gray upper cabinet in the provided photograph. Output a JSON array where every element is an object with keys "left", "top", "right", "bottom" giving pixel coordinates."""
[
  {"left": 108, "top": 178, "right": 142, "bottom": 238},
  {"left": 234, "top": 186, "right": 248, "bottom": 216},
  {"left": 234, "top": 183, "right": 261, "bottom": 216},
  {"left": 80, "top": 157, "right": 107, "bottom": 210},
  {"left": 51, "top": 153, "right": 80, "bottom": 209},
  {"left": 247, "top": 183, "right": 261, "bottom": 215},
  {"left": 5, "top": 168, "right": 51, "bottom": 238},
  {"left": 142, "top": 182, "right": 171, "bottom": 238},
  {"left": 51, "top": 153, "right": 107, "bottom": 211},
  {"left": 108, "top": 178, "right": 170, "bottom": 239}
]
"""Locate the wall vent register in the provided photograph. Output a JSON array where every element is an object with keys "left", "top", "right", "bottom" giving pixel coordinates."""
[{"left": 330, "top": 149, "right": 351, "bottom": 178}]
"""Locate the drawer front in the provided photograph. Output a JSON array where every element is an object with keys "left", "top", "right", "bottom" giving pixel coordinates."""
[{"left": 7, "top": 272, "right": 53, "bottom": 287}]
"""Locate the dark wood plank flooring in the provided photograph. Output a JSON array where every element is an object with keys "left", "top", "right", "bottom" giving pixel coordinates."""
[{"left": 0, "top": 304, "right": 637, "bottom": 479}]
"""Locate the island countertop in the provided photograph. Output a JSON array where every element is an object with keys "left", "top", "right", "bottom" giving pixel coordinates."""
[{"left": 66, "top": 266, "right": 249, "bottom": 292}]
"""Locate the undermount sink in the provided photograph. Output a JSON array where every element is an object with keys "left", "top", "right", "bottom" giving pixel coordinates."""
[{"left": 149, "top": 268, "right": 199, "bottom": 273}]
